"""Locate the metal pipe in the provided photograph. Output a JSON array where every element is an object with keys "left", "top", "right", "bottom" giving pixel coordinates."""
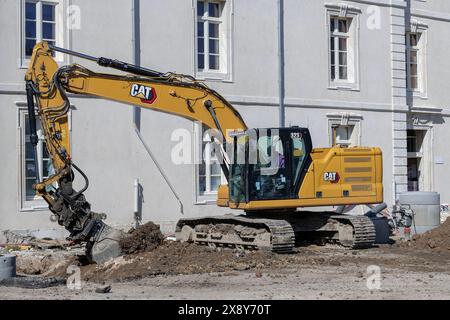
[
  {"left": 49, "top": 44, "right": 97, "bottom": 62},
  {"left": 134, "top": 178, "right": 142, "bottom": 228},
  {"left": 277, "top": 0, "right": 285, "bottom": 128},
  {"left": 49, "top": 44, "right": 163, "bottom": 78},
  {"left": 134, "top": 126, "right": 184, "bottom": 214},
  {"left": 132, "top": 0, "right": 141, "bottom": 130},
  {"left": 130, "top": 0, "right": 183, "bottom": 215}
]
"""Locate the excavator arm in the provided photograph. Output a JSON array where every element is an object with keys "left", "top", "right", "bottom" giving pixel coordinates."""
[{"left": 25, "top": 42, "right": 246, "bottom": 263}]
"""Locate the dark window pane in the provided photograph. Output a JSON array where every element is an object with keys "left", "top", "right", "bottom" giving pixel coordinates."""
[
  {"left": 331, "top": 66, "right": 335, "bottom": 80},
  {"left": 330, "top": 18, "right": 335, "bottom": 32},
  {"left": 199, "top": 162, "right": 206, "bottom": 175},
  {"left": 26, "top": 20, "right": 36, "bottom": 38},
  {"left": 410, "top": 64, "right": 417, "bottom": 76},
  {"left": 330, "top": 37, "right": 334, "bottom": 50},
  {"left": 26, "top": 160, "right": 36, "bottom": 178},
  {"left": 209, "top": 23, "right": 219, "bottom": 38},
  {"left": 209, "top": 39, "right": 219, "bottom": 54},
  {"left": 25, "top": 115, "right": 30, "bottom": 135},
  {"left": 410, "top": 51, "right": 417, "bottom": 63},
  {"left": 198, "top": 53, "right": 205, "bottom": 70},
  {"left": 197, "top": 22, "right": 204, "bottom": 36},
  {"left": 410, "top": 76, "right": 418, "bottom": 89},
  {"left": 42, "top": 4, "right": 55, "bottom": 21},
  {"left": 338, "top": 19, "right": 349, "bottom": 33},
  {"left": 43, "top": 144, "right": 50, "bottom": 158},
  {"left": 25, "top": 142, "right": 34, "bottom": 159},
  {"left": 208, "top": 2, "right": 220, "bottom": 17},
  {"left": 26, "top": 179, "right": 36, "bottom": 199},
  {"left": 410, "top": 34, "right": 418, "bottom": 46},
  {"left": 211, "top": 164, "right": 221, "bottom": 175},
  {"left": 338, "top": 38, "right": 347, "bottom": 51},
  {"left": 197, "top": 1, "right": 204, "bottom": 16},
  {"left": 339, "top": 66, "right": 348, "bottom": 79},
  {"left": 197, "top": 37, "right": 204, "bottom": 53},
  {"left": 43, "top": 22, "right": 55, "bottom": 40},
  {"left": 339, "top": 52, "right": 347, "bottom": 66},
  {"left": 211, "top": 176, "right": 221, "bottom": 191},
  {"left": 209, "top": 54, "right": 219, "bottom": 70},
  {"left": 199, "top": 176, "right": 206, "bottom": 192},
  {"left": 26, "top": 38, "right": 36, "bottom": 56},
  {"left": 26, "top": 2, "right": 36, "bottom": 19},
  {"left": 330, "top": 51, "right": 335, "bottom": 65}
]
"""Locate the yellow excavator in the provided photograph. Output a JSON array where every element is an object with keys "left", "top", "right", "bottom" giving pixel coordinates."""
[{"left": 25, "top": 42, "right": 383, "bottom": 263}]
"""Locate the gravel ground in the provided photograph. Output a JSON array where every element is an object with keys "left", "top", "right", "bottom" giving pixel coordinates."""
[
  {"left": 1, "top": 245, "right": 449, "bottom": 300},
  {"left": 0, "top": 265, "right": 449, "bottom": 300}
]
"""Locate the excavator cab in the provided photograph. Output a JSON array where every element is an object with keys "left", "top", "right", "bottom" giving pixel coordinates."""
[{"left": 229, "top": 127, "right": 312, "bottom": 205}]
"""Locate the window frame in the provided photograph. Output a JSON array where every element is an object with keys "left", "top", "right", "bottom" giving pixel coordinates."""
[
  {"left": 193, "top": 122, "right": 226, "bottom": 204},
  {"left": 406, "top": 24, "right": 428, "bottom": 98},
  {"left": 326, "top": 4, "right": 361, "bottom": 91},
  {"left": 194, "top": 0, "right": 233, "bottom": 82},
  {"left": 327, "top": 113, "right": 362, "bottom": 148},
  {"left": 19, "top": 0, "right": 67, "bottom": 68},
  {"left": 406, "top": 126, "right": 433, "bottom": 192},
  {"left": 329, "top": 17, "right": 350, "bottom": 82}
]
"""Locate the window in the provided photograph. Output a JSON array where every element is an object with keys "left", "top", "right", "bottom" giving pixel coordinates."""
[
  {"left": 331, "top": 124, "right": 358, "bottom": 147},
  {"left": 197, "top": 125, "right": 225, "bottom": 197},
  {"left": 407, "top": 129, "right": 425, "bottom": 191},
  {"left": 22, "top": 0, "right": 64, "bottom": 64},
  {"left": 407, "top": 33, "right": 420, "bottom": 90},
  {"left": 326, "top": 4, "right": 361, "bottom": 90},
  {"left": 327, "top": 113, "right": 362, "bottom": 148},
  {"left": 195, "top": 0, "right": 232, "bottom": 80},
  {"left": 406, "top": 32, "right": 426, "bottom": 92},
  {"left": 330, "top": 17, "right": 350, "bottom": 81}
]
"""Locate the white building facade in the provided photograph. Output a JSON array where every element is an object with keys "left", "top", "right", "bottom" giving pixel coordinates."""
[{"left": 0, "top": 0, "right": 449, "bottom": 234}]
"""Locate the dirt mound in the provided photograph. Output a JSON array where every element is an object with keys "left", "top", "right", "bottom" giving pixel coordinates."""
[
  {"left": 70, "top": 242, "right": 356, "bottom": 283},
  {"left": 401, "top": 219, "right": 450, "bottom": 252},
  {"left": 79, "top": 242, "right": 269, "bottom": 282},
  {"left": 119, "top": 222, "right": 164, "bottom": 255}
]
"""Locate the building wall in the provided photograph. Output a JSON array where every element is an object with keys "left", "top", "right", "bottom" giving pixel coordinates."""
[{"left": 1, "top": 0, "right": 449, "bottom": 234}]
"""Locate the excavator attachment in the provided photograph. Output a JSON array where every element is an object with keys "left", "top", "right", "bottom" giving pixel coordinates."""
[{"left": 86, "top": 223, "right": 125, "bottom": 264}]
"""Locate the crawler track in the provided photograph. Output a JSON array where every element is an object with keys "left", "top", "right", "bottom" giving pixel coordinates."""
[{"left": 176, "top": 213, "right": 376, "bottom": 252}]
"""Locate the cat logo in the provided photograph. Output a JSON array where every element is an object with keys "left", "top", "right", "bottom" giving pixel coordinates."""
[
  {"left": 130, "top": 84, "right": 157, "bottom": 104},
  {"left": 323, "top": 172, "right": 340, "bottom": 183}
]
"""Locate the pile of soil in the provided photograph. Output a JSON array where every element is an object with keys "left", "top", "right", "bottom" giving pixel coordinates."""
[
  {"left": 400, "top": 219, "right": 450, "bottom": 252},
  {"left": 68, "top": 242, "right": 355, "bottom": 283},
  {"left": 119, "top": 222, "right": 164, "bottom": 255}
]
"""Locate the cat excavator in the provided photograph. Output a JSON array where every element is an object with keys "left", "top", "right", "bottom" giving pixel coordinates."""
[{"left": 25, "top": 42, "right": 383, "bottom": 263}]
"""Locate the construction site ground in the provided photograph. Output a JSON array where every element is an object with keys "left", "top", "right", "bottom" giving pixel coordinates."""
[{"left": 1, "top": 220, "right": 449, "bottom": 300}]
